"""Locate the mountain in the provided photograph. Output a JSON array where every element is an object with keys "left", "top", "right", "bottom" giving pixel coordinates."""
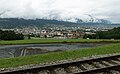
[
  {"left": 67, "top": 14, "right": 111, "bottom": 24},
  {"left": 0, "top": 18, "right": 119, "bottom": 28},
  {"left": 0, "top": 18, "right": 77, "bottom": 28}
]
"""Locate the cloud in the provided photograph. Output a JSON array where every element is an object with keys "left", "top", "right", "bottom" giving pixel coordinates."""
[{"left": 0, "top": 0, "right": 120, "bottom": 23}]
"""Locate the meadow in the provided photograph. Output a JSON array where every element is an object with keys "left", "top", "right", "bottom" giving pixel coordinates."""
[
  {"left": 0, "top": 43, "right": 120, "bottom": 68},
  {"left": 0, "top": 39, "right": 120, "bottom": 45}
]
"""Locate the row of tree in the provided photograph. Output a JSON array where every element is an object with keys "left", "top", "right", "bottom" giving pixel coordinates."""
[
  {"left": 83, "top": 27, "right": 120, "bottom": 39},
  {"left": 0, "top": 30, "right": 24, "bottom": 40}
]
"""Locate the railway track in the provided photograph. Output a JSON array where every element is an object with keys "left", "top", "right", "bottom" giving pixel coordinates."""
[{"left": 1, "top": 54, "right": 120, "bottom": 74}]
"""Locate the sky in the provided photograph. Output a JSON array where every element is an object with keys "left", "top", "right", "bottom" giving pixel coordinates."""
[{"left": 0, "top": 0, "right": 120, "bottom": 23}]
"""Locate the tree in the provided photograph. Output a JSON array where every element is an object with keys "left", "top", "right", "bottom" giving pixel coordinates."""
[
  {"left": 83, "top": 27, "right": 120, "bottom": 39},
  {"left": 0, "top": 30, "right": 24, "bottom": 40}
]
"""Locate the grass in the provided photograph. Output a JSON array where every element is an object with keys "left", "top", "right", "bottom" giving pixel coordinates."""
[
  {"left": 0, "top": 39, "right": 120, "bottom": 45},
  {"left": 0, "top": 43, "right": 120, "bottom": 68}
]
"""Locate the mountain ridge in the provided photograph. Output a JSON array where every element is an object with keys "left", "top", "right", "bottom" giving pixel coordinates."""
[{"left": 0, "top": 18, "right": 119, "bottom": 28}]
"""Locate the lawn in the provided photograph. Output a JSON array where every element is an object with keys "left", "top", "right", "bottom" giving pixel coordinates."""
[
  {"left": 0, "top": 39, "right": 120, "bottom": 45},
  {"left": 0, "top": 43, "right": 120, "bottom": 68}
]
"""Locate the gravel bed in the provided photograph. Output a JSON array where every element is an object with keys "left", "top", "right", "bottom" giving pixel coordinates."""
[
  {"left": 67, "top": 66, "right": 82, "bottom": 73},
  {"left": 92, "top": 62, "right": 106, "bottom": 68},
  {"left": 111, "top": 60, "right": 120, "bottom": 64},
  {"left": 0, "top": 53, "right": 120, "bottom": 73},
  {"left": 81, "top": 63, "right": 96, "bottom": 70},
  {"left": 95, "top": 72, "right": 106, "bottom": 74},
  {"left": 117, "top": 58, "right": 120, "bottom": 61},
  {"left": 101, "top": 61, "right": 114, "bottom": 66},
  {"left": 88, "top": 70, "right": 120, "bottom": 74},
  {"left": 54, "top": 68, "right": 66, "bottom": 74},
  {"left": 38, "top": 70, "right": 50, "bottom": 74},
  {"left": 110, "top": 70, "right": 120, "bottom": 74}
]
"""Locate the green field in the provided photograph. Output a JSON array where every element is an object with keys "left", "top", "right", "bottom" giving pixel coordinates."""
[
  {"left": 0, "top": 43, "right": 120, "bottom": 68},
  {"left": 0, "top": 39, "right": 120, "bottom": 45}
]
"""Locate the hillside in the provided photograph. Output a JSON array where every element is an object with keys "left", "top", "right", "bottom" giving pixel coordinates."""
[
  {"left": 0, "top": 18, "right": 78, "bottom": 28},
  {"left": 0, "top": 18, "right": 119, "bottom": 28}
]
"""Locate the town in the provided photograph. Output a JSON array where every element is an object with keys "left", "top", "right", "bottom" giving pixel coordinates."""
[{"left": 1, "top": 26, "right": 113, "bottom": 39}]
